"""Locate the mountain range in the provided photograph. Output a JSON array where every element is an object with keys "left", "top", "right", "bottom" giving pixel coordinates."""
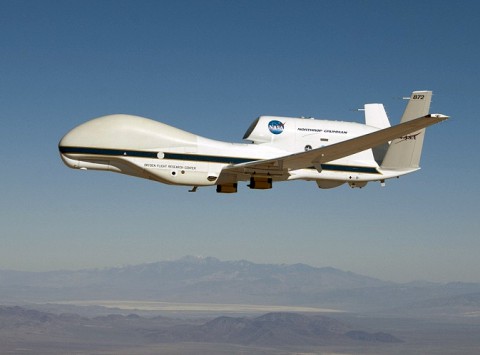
[
  {"left": 0, "top": 306, "right": 401, "bottom": 350},
  {"left": 1, "top": 256, "right": 480, "bottom": 315}
]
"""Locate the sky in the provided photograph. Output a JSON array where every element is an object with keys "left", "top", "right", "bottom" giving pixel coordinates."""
[{"left": 1, "top": 0, "right": 479, "bottom": 283}]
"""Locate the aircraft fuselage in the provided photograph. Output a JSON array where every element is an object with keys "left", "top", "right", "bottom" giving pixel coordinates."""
[{"left": 59, "top": 114, "right": 394, "bottom": 190}]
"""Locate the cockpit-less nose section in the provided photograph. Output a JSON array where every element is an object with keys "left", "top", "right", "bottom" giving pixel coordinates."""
[{"left": 59, "top": 91, "right": 447, "bottom": 193}]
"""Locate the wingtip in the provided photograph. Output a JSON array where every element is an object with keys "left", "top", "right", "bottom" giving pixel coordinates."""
[{"left": 429, "top": 113, "right": 449, "bottom": 120}]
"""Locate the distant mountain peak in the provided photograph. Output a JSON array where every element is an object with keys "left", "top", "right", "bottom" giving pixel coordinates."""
[{"left": 178, "top": 255, "right": 220, "bottom": 264}]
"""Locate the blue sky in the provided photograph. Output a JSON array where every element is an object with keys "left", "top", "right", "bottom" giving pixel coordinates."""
[{"left": 1, "top": 0, "right": 479, "bottom": 282}]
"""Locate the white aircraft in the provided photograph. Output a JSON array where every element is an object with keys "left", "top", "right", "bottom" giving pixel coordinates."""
[{"left": 59, "top": 90, "right": 448, "bottom": 193}]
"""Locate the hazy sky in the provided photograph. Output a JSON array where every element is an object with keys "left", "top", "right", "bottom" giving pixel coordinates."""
[{"left": 1, "top": 0, "right": 479, "bottom": 283}]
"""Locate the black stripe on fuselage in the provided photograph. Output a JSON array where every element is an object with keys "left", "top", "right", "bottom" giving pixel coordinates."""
[
  {"left": 58, "top": 146, "right": 255, "bottom": 164},
  {"left": 59, "top": 146, "right": 158, "bottom": 158},
  {"left": 59, "top": 146, "right": 380, "bottom": 174},
  {"left": 318, "top": 164, "right": 380, "bottom": 174},
  {"left": 163, "top": 152, "right": 253, "bottom": 165}
]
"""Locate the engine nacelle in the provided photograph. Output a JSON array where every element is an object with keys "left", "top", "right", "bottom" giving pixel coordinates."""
[
  {"left": 248, "top": 177, "right": 272, "bottom": 189},
  {"left": 216, "top": 183, "right": 238, "bottom": 193}
]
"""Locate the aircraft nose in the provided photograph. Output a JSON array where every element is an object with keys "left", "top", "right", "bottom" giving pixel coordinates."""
[
  {"left": 58, "top": 114, "right": 163, "bottom": 171},
  {"left": 58, "top": 114, "right": 121, "bottom": 161},
  {"left": 58, "top": 122, "right": 113, "bottom": 171},
  {"left": 58, "top": 116, "right": 110, "bottom": 169},
  {"left": 58, "top": 125, "right": 87, "bottom": 169},
  {"left": 58, "top": 121, "right": 85, "bottom": 168}
]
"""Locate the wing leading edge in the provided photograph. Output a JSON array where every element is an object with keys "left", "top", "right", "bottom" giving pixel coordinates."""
[{"left": 221, "top": 114, "right": 448, "bottom": 177}]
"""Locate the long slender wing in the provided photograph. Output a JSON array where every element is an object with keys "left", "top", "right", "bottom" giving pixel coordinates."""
[{"left": 222, "top": 114, "right": 448, "bottom": 175}]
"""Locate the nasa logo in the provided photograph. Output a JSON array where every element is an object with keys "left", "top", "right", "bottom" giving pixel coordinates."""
[{"left": 268, "top": 120, "right": 285, "bottom": 135}]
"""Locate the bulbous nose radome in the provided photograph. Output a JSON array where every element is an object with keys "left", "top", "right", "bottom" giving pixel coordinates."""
[
  {"left": 57, "top": 114, "right": 152, "bottom": 171},
  {"left": 58, "top": 114, "right": 199, "bottom": 171}
]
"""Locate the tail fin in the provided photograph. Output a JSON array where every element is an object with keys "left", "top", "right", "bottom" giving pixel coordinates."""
[
  {"left": 365, "top": 103, "right": 390, "bottom": 129},
  {"left": 365, "top": 103, "right": 391, "bottom": 164},
  {"left": 381, "top": 90, "right": 432, "bottom": 170}
]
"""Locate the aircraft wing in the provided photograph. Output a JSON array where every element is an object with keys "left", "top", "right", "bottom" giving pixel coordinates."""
[{"left": 222, "top": 114, "right": 448, "bottom": 176}]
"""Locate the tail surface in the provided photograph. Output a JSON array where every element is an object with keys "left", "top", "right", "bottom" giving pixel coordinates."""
[
  {"left": 365, "top": 103, "right": 391, "bottom": 164},
  {"left": 381, "top": 90, "right": 432, "bottom": 170},
  {"left": 364, "top": 103, "right": 390, "bottom": 129}
]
